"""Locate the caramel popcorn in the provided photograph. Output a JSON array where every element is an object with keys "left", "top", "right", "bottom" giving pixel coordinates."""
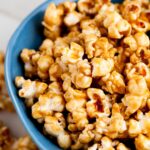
[
  {"left": 135, "top": 134, "right": 150, "bottom": 150},
  {"left": 99, "top": 71, "right": 126, "bottom": 94},
  {"left": 91, "top": 58, "right": 114, "bottom": 77},
  {"left": 12, "top": 136, "right": 38, "bottom": 150},
  {"left": 86, "top": 88, "right": 111, "bottom": 118},
  {"left": 0, "top": 122, "right": 14, "bottom": 150},
  {"left": 15, "top": 0, "right": 150, "bottom": 149},
  {"left": 44, "top": 114, "right": 71, "bottom": 149}
]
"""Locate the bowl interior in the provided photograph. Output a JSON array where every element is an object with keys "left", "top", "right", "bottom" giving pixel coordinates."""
[{"left": 5, "top": 0, "right": 123, "bottom": 149}]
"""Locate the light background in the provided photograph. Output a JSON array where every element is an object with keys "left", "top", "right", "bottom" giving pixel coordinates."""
[{"left": 0, "top": 0, "right": 44, "bottom": 137}]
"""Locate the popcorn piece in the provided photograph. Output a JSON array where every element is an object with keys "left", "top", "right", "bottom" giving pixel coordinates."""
[
  {"left": 61, "top": 42, "right": 84, "bottom": 64},
  {"left": 43, "top": 3, "right": 64, "bottom": 40},
  {"left": 132, "top": 19, "right": 149, "bottom": 32},
  {"left": 72, "top": 72, "right": 92, "bottom": 89},
  {"left": 49, "top": 62, "right": 63, "bottom": 81},
  {"left": 135, "top": 134, "right": 150, "bottom": 150},
  {"left": 15, "top": 76, "right": 48, "bottom": 99},
  {"left": 134, "top": 32, "right": 150, "bottom": 48},
  {"left": 99, "top": 71, "right": 125, "bottom": 94},
  {"left": 123, "top": 36, "right": 137, "bottom": 52},
  {"left": 88, "top": 136, "right": 116, "bottom": 150},
  {"left": 103, "top": 11, "right": 131, "bottom": 39},
  {"left": 72, "top": 108, "right": 88, "bottom": 130},
  {"left": 53, "top": 37, "right": 68, "bottom": 57},
  {"left": 0, "top": 122, "right": 14, "bottom": 150},
  {"left": 12, "top": 136, "right": 37, "bottom": 150},
  {"left": 78, "top": 0, "right": 102, "bottom": 15},
  {"left": 94, "top": 116, "right": 109, "bottom": 142},
  {"left": 37, "top": 54, "right": 54, "bottom": 79},
  {"left": 127, "top": 76, "right": 149, "bottom": 96},
  {"left": 63, "top": 1, "right": 76, "bottom": 12},
  {"left": 130, "top": 47, "right": 150, "bottom": 65},
  {"left": 81, "top": 20, "right": 100, "bottom": 58},
  {"left": 128, "top": 111, "right": 150, "bottom": 138},
  {"left": 44, "top": 114, "right": 71, "bottom": 149},
  {"left": 122, "top": 1, "right": 141, "bottom": 21},
  {"left": 61, "top": 73, "right": 72, "bottom": 91},
  {"left": 20, "top": 49, "right": 40, "bottom": 77},
  {"left": 122, "top": 94, "right": 145, "bottom": 117},
  {"left": 48, "top": 82, "right": 62, "bottom": 95},
  {"left": 69, "top": 59, "right": 92, "bottom": 89},
  {"left": 125, "top": 62, "right": 150, "bottom": 85},
  {"left": 86, "top": 88, "right": 111, "bottom": 118},
  {"left": 64, "top": 87, "right": 87, "bottom": 112},
  {"left": 128, "top": 119, "right": 142, "bottom": 138},
  {"left": 116, "top": 143, "right": 130, "bottom": 150},
  {"left": 91, "top": 58, "right": 114, "bottom": 77},
  {"left": 39, "top": 39, "right": 53, "bottom": 56},
  {"left": 32, "top": 91, "right": 65, "bottom": 119},
  {"left": 44, "top": 3, "right": 63, "bottom": 27},
  {"left": 64, "top": 11, "right": 82, "bottom": 27},
  {"left": 78, "top": 124, "right": 95, "bottom": 144},
  {"left": 94, "top": 37, "right": 113, "bottom": 57},
  {"left": 105, "top": 103, "right": 127, "bottom": 139}
]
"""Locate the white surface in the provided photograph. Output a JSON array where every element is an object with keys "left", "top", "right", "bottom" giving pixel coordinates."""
[
  {"left": 0, "top": 0, "right": 44, "bottom": 51},
  {"left": 0, "top": 0, "right": 44, "bottom": 137}
]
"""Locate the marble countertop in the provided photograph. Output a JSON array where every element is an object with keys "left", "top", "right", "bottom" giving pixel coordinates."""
[{"left": 0, "top": 0, "right": 44, "bottom": 137}]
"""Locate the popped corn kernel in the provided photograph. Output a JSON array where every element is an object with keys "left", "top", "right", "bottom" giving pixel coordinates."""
[
  {"left": 63, "top": 1, "right": 76, "bottom": 12},
  {"left": 134, "top": 32, "right": 150, "bottom": 47},
  {"left": 69, "top": 59, "right": 92, "bottom": 89},
  {"left": 37, "top": 54, "right": 54, "bottom": 79},
  {"left": 128, "top": 119, "right": 142, "bottom": 138},
  {"left": 12, "top": 136, "right": 37, "bottom": 150},
  {"left": 86, "top": 88, "right": 111, "bottom": 118},
  {"left": 127, "top": 76, "right": 149, "bottom": 96},
  {"left": 32, "top": 91, "right": 65, "bottom": 119},
  {"left": 64, "top": 87, "right": 87, "bottom": 112},
  {"left": 15, "top": 76, "right": 48, "bottom": 99},
  {"left": 135, "top": 134, "right": 150, "bottom": 150},
  {"left": 64, "top": 11, "right": 82, "bottom": 27},
  {"left": 43, "top": 3, "right": 64, "bottom": 40},
  {"left": 81, "top": 19, "right": 100, "bottom": 58},
  {"left": 99, "top": 71, "right": 125, "bottom": 94},
  {"left": 132, "top": 19, "right": 149, "bottom": 32},
  {"left": 122, "top": 94, "right": 145, "bottom": 117},
  {"left": 105, "top": 103, "right": 127, "bottom": 139},
  {"left": 78, "top": 124, "right": 95, "bottom": 144},
  {"left": 116, "top": 143, "right": 130, "bottom": 150},
  {"left": 49, "top": 62, "right": 63, "bottom": 81},
  {"left": 123, "top": 36, "right": 137, "bottom": 52},
  {"left": 61, "top": 42, "right": 84, "bottom": 64},
  {"left": 78, "top": 0, "right": 102, "bottom": 15},
  {"left": 122, "top": 1, "right": 141, "bottom": 21},
  {"left": 94, "top": 37, "right": 113, "bottom": 57},
  {"left": 20, "top": 49, "right": 39, "bottom": 77},
  {"left": 91, "top": 58, "right": 114, "bottom": 77},
  {"left": 72, "top": 107, "right": 88, "bottom": 130},
  {"left": 39, "top": 39, "right": 53, "bottom": 56},
  {"left": 44, "top": 114, "right": 71, "bottom": 149}
]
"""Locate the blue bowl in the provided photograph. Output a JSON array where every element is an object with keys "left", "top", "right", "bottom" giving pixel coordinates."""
[{"left": 5, "top": 0, "right": 123, "bottom": 149}]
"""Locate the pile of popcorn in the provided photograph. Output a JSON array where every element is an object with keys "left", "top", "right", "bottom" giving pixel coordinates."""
[
  {"left": 0, "top": 52, "right": 38, "bottom": 150},
  {"left": 15, "top": 0, "right": 150, "bottom": 149}
]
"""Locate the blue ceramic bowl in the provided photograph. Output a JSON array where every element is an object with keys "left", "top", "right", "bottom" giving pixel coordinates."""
[{"left": 5, "top": 0, "right": 123, "bottom": 149}]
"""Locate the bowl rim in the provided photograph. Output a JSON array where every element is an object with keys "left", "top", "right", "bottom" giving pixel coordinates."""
[{"left": 5, "top": 1, "right": 61, "bottom": 150}]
